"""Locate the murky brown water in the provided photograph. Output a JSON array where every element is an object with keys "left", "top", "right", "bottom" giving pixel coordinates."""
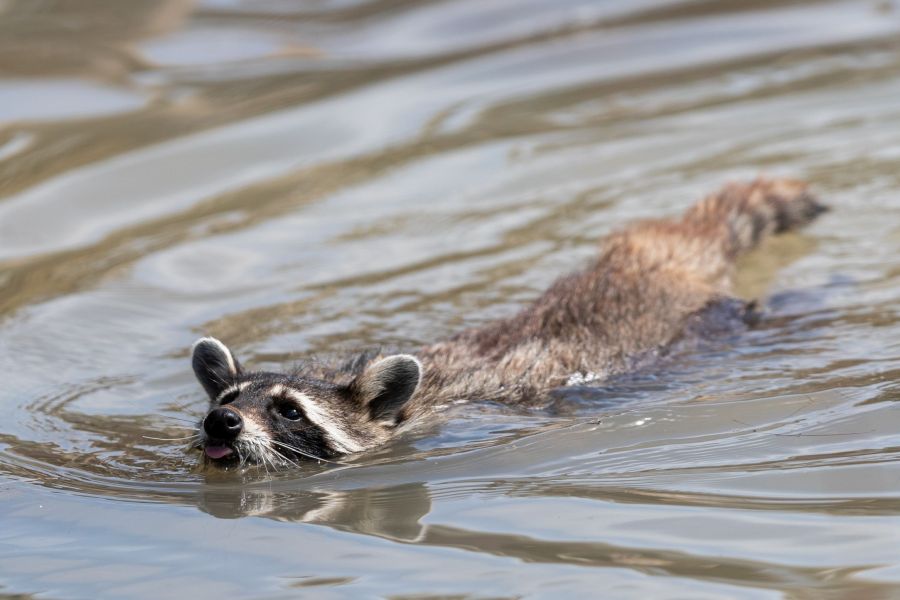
[{"left": 2, "top": 1, "right": 900, "bottom": 598}]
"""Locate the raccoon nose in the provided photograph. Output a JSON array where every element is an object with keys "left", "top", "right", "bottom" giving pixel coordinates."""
[{"left": 204, "top": 407, "right": 243, "bottom": 440}]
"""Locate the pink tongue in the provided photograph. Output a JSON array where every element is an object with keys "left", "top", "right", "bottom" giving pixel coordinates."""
[{"left": 205, "top": 445, "right": 234, "bottom": 459}]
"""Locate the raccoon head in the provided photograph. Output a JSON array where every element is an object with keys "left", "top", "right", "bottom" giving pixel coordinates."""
[{"left": 190, "top": 337, "right": 422, "bottom": 469}]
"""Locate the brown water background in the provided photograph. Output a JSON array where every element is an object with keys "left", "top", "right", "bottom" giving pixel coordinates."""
[{"left": 1, "top": 1, "right": 900, "bottom": 598}]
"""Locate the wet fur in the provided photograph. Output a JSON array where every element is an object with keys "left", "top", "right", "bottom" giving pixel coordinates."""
[
  {"left": 193, "top": 178, "right": 826, "bottom": 465},
  {"left": 411, "top": 178, "right": 825, "bottom": 414}
]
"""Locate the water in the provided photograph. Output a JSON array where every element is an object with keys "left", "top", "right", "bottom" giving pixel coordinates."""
[{"left": 1, "top": 0, "right": 900, "bottom": 597}]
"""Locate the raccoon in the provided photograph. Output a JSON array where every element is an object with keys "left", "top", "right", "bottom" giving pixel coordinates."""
[{"left": 191, "top": 178, "right": 826, "bottom": 468}]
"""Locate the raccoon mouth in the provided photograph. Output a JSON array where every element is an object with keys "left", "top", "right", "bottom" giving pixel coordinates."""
[{"left": 203, "top": 443, "right": 235, "bottom": 460}]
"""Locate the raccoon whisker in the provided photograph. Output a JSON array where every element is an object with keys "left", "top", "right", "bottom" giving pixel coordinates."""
[
  {"left": 264, "top": 448, "right": 281, "bottom": 475},
  {"left": 262, "top": 454, "right": 275, "bottom": 475},
  {"left": 266, "top": 446, "right": 304, "bottom": 470},
  {"left": 255, "top": 444, "right": 271, "bottom": 475},
  {"left": 253, "top": 441, "right": 271, "bottom": 474},
  {"left": 162, "top": 416, "right": 200, "bottom": 424},
  {"left": 268, "top": 439, "right": 330, "bottom": 463},
  {"left": 268, "top": 439, "right": 348, "bottom": 465},
  {"left": 237, "top": 436, "right": 277, "bottom": 471},
  {"left": 142, "top": 434, "right": 200, "bottom": 441},
  {"left": 265, "top": 446, "right": 288, "bottom": 473}
]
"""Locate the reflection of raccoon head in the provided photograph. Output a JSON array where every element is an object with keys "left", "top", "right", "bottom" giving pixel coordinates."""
[
  {"left": 191, "top": 337, "right": 421, "bottom": 468},
  {"left": 197, "top": 483, "right": 430, "bottom": 543}
]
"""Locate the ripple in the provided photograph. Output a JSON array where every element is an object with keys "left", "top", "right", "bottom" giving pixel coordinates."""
[{"left": 0, "top": 79, "right": 146, "bottom": 124}]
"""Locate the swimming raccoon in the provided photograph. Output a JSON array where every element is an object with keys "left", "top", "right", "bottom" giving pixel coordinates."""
[{"left": 191, "top": 178, "right": 825, "bottom": 468}]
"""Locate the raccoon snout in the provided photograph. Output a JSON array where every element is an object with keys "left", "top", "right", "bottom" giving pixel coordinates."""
[{"left": 204, "top": 407, "right": 243, "bottom": 440}]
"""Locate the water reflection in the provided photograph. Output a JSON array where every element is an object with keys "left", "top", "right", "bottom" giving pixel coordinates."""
[
  {"left": 198, "top": 483, "right": 431, "bottom": 543},
  {"left": 191, "top": 478, "right": 900, "bottom": 597}
]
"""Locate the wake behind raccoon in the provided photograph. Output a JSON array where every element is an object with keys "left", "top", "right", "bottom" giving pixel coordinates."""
[{"left": 190, "top": 178, "right": 826, "bottom": 468}]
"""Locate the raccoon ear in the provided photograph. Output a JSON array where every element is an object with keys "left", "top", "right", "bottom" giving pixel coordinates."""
[
  {"left": 191, "top": 337, "right": 242, "bottom": 400},
  {"left": 351, "top": 355, "right": 422, "bottom": 423}
]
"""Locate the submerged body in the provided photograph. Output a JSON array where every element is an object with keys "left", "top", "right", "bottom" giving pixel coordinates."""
[{"left": 191, "top": 178, "right": 825, "bottom": 467}]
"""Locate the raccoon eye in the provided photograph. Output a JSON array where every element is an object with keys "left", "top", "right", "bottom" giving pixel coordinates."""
[
  {"left": 219, "top": 390, "right": 239, "bottom": 405},
  {"left": 277, "top": 404, "right": 302, "bottom": 421}
]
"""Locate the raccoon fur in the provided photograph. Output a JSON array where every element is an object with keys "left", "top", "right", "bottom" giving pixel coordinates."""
[{"left": 191, "top": 178, "right": 826, "bottom": 468}]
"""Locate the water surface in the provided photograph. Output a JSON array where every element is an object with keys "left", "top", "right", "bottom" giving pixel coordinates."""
[{"left": 1, "top": 1, "right": 900, "bottom": 598}]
